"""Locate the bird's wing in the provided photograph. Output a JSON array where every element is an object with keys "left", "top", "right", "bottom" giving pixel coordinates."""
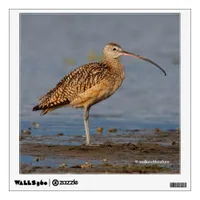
[{"left": 34, "top": 62, "right": 109, "bottom": 111}]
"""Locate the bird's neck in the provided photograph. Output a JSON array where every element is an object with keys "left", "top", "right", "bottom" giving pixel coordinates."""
[
  {"left": 102, "top": 57, "right": 125, "bottom": 82},
  {"left": 102, "top": 57, "right": 122, "bottom": 69}
]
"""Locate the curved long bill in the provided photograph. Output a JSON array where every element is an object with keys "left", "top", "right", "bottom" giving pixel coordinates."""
[{"left": 121, "top": 51, "right": 167, "bottom": 76}]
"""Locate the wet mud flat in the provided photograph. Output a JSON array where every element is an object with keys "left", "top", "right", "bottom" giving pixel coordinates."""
[{"left": 20, "top": 129, "right": 180, "bottom": 174}]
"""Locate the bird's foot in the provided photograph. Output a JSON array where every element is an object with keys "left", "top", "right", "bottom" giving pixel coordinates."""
[{"left": 85, "top": 143, "right": 100, "bottom": 146}]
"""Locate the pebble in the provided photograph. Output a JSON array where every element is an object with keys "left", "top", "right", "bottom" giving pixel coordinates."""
[
  {"left": 32, "top": 122, "right": 40, "bottom": 128},
  {"left": 39, "top": 156, "right": 45, "bottom": 160},
  {"left": 154, "top": 128, "right": 161, "bottom": 134},
  {"left": 96, "top": 127, "right": 103, "bottom": 134},
  {"left": 108, "top": 128, "right": 117, "bottom": 133},
  {"left": 176, "top": 128, "right": 180, "bottom": 132},
  {"left": 172, "top": 141, "right": 176, "bottom": 145},
  {"left": 19, "top": 135, "right": 25, "bottom": 141},
  {"left": 57, "top": 133, "right": 64, "bottom": 136},
  {"left": 80, "top": 162, "right": 93, "bottom": 169},
  {"left": 34, "top": 157, "right": 39, "bottom": 162},
  {"left": 22, "top": 129, "right": 31, "bottom": 135},
  {"left": 59, "top": 163, "right": 67, "bottom": 169}
]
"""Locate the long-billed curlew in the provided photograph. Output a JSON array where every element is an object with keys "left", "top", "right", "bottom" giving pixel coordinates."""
[{"left": 33, "top": 43, "right": 166, "bottom": 146}]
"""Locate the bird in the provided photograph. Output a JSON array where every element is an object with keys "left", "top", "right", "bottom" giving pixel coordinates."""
[{"left": 32, "top": 42, "right": 166, "bottom": 146}]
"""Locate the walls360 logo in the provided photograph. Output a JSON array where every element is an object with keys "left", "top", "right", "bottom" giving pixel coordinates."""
[{"left": 14, "top": 180, "right": 48, "bottom": 187}]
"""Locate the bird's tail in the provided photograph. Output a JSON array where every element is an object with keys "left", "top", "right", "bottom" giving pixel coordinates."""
[
  {"left": 32, "top": 101, "right": 70, "bottom": 115},
  {"left": 32, "top": 105, "right": 40, "bottom": 111},
  {"left": 32, "top": 104, "right": 50, "bottom": 115}
]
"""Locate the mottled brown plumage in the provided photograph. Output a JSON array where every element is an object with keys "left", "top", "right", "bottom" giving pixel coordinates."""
[
  {"left": 33, "top": 60, "right": 124, "bottom": 114},
  {"left": 33, "top": 42, "right": 166, "bottom": 145}
]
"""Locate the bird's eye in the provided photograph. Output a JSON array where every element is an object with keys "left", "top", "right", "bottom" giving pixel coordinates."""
[{"left": 113, "top": 48, "right": 117, "bottom": 51}]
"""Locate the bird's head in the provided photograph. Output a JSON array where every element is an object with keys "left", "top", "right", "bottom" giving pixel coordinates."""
[
  {"left": 103, "top": 43, "right": 124, "bottom": 59},
  {"left": 103, "top": 42, "right": 166, "bottom": 76}
]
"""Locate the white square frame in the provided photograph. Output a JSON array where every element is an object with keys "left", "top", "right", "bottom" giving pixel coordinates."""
[{"left": 9, "top": 9, "right": 191, "bottom": 191}]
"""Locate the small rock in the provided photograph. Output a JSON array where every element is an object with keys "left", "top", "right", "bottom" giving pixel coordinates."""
[
  {"left": 34, "top": 157, "right": 39, "bottom": 162},
  {"left": 80, "top": 162, "right": 93, "bottom": 169},
  {"left": 19, "top": 134, "right": 25, "bottom": 141},
  {"left": 176, "top": 128, "right": 180, "bottom": 132},
  {"left": 35, "top": 124, "right": 40, "bottom": 128},
  {"left": 32, "top": 122, "right": 40, "bottom": 128},
  {"left": 172, "top": 141, "right": 176, "bottom": 145},
  {"left": 127, "top": 143, "right": 138, "bottom": 150},
  {"left": 32, "top": 122, "right": 36, "bottom": 126},
  {"left": 108, "top": 128, "right": 117, "bottom": 133},
  {"left": 59, "top": 163, "right": 67, "bottom": 169},
  {"left": 154, "top": 128, "right": 161, "bottom": 134},
  {"left": 39, "top": 156, "right": 45, "bottom": 160},
  {"left": 70, "top": 165, "right": 81, "bottom": 168},
  {"left": 57, "top": 133, "right": 64, "bottom": 136},
  {"left": 96, "top": 127, "right": 103, "bottom": 134},
  {"left": 22, "top": 130, "right": 31, "bottom": 135}
]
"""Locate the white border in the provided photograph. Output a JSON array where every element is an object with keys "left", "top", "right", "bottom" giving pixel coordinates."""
[{"left": 9, "top": 9, "right": 191, "bottom": 191}]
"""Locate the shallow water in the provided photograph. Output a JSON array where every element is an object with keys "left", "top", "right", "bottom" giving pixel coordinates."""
[
  {"left": 20, "top": 131, "right": 144, "bottom": 145},
  {"left": 20, "top": 154, "right": 178, "bottom": 171},
  {"left": 20, "top": 155, "right": 101, "bottom": 168},
  {"left": 20, "top": 13, "right": 180, "bottom": 136},
  {"left": 20, "top": 130, "right": 180, "bottom": 173}
]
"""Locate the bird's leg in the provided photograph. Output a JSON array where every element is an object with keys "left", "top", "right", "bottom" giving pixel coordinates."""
[
  {"left": 83, "top": 106, "right": 91, "bottom": 145},
  {"left": 83, "top": 106, "right": 100, "bottom": 146}
]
